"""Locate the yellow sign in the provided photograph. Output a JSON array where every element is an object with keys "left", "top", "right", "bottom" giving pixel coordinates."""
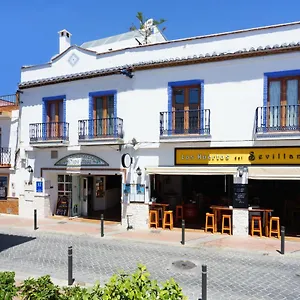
[{"left": 175, "top": 147, "right": 300, "bottom": 165}]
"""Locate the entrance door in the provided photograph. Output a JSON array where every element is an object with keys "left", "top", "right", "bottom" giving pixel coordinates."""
[
  {"left": 81, "top": 177, "right": 88, "bottom": 217},
  {"left": 71, "top": 176, "right": 80, "bottom": 217}
]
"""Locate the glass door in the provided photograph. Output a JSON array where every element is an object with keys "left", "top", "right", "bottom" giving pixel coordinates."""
[{"left": 81, "top": 177, "right": 88, "bottom": 217}]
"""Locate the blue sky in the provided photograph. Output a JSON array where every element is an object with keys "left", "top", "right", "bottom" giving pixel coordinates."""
[{"left": 1, "top": 0, "right": 300, "bottom": 93}]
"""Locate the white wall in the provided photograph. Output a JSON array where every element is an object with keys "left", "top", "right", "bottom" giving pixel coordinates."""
[
  {"left": 20, "top": 23, "right": 300, "bottom": 82},
  {"left": 19, "top": 51, "right": 300, "bottom": 151}
]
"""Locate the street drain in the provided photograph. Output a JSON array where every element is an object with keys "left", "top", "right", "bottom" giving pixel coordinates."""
[
  {"left": 57, "top": 221, "right": 67, "bottom": 224},
  {"left": 172, "top": 260, "right": 196, "bottom": 270}
]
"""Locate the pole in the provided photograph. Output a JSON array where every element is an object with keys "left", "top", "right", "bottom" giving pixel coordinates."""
[
  {"left": 34, "top": 209, "right": 37, "bottom": 230},
  {"left": 101, "top": 214, "right": 104, "bottom": 237},
  {"left": 281, "top": 226, "right": 285, "bottom": 255},
  {"left": 202, "top": 264, "right": 207, "bottom": 300},
  {"left": 181, "top": 219, "right": 185, "bottom": 245},
  {"left": 68, "top": 246, "right": 73, "bottom": 286}
]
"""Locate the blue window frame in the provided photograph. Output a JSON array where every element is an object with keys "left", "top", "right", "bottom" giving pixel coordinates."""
[
  {"left": 263, "top": 70, "right": 300, "bottom": 131},
  {"left": 88, "top": 90, "right": 117, "bottom": 137},
  {"left": 167, "top": 80, "right": 204, "bottom": 134},
  {"left": 42, "top": 95, "right": 66, "bottom": 139}
]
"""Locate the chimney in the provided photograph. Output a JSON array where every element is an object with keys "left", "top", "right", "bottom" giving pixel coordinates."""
[{"left": 58, "top": 29, "right": 72, "bottom": 54}]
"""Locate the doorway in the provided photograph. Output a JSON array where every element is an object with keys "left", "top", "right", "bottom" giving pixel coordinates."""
[{"left": 79, "top": 175, "right": 122, "bottom": 222}]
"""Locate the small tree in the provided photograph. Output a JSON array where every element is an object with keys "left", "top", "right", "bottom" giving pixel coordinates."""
[{"left": 130, "top": 12, "right": 166, "bottom": 44}]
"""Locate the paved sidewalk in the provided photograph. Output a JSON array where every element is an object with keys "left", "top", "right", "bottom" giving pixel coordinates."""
[
  {"left": 1, "top": 226, "right": 300, "bottom": 300},
  {"left": 1, "top": 214, "right": 300, "bottom": 255}
]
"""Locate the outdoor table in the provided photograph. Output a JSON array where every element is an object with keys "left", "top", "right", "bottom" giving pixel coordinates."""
[{"left": 210, "top": 205, "right": 273, "bottom": 236}]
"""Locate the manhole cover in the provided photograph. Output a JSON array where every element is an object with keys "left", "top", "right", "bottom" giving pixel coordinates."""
[
  {"left": 172, "top": 260, "right": 197, "bottom": 270},
  {"left": 57, "top": 221, "right": 67, "bottom": 224}
]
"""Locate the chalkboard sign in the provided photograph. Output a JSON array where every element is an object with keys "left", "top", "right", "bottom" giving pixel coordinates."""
[
  {"left": 233, "top": 184, "right": 248, "bottom": 208},
  {"left": 55, "top": 196, "right": 69, "bottom": 216}
]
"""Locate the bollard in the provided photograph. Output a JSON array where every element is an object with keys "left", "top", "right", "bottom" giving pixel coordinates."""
[
  {"left": 101, "top": 214, "right": 104, "bottom": 237},
  {"left": 202, "top": 264, "right": 207, "bottom": 300},
  {"left": 181, "top": 219, "right": 185, "bottom": 245},
  {"left": 281, "top": 226, "right": 285, "bottom": 255},
  {"left": 34, "top": 209, "right": 37, "bottom": 230},
  {"left": 68, "top": 246, "right": 73, "bottom": 286}
]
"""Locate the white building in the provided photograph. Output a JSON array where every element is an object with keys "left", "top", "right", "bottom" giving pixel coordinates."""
[
  {"left": 15, "top": 21, "right": 300, "bottom": 236},
  {"left": 0, "top": 93, "right": 20, "bottom": 215}
]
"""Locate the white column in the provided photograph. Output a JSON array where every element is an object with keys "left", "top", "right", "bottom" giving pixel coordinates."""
[{"left": 232, "top": 169, "right": 249, "bottom": 236}]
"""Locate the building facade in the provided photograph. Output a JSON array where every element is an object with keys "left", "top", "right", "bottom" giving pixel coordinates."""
[
  {"left": 0, "top": 93, "right": 20, "bottom": 215},
  {"left": 14, "top": 21, "right": 300, "bottom": 235}
]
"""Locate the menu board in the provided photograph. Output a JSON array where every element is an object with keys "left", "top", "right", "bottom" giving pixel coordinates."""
[
  {"left": 233, "top": 184, "right": 248, "bottom": 208},
  {"left": 55, "top": 196, "right": 69, "bottom": 216}
]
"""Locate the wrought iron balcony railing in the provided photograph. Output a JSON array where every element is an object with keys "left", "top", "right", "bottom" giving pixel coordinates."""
[
  {"left": 160, "top": 109, "right": 210, "bottom": 136},
  {"left": 0, "top": 148, "right": 11, "bottom": 166},
  {"left": 0, "top": 94, "right": 19, "bottom": 108},
  {"left": 29, "top": 122, "right": 69, "bottom": 143},
  {"left": 78, "top": 117, "right": 123, "bottom": 140},
  {"left": 256, "top": 105, "right": 300, "bottom": 133}
]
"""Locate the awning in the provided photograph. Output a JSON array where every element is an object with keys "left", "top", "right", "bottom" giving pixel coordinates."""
[
  {"left": 248, "top": 167, "right": 300, "bottom": 180},
  {"left": 145, "top": 166, "right": 237, "bottom": 175}
]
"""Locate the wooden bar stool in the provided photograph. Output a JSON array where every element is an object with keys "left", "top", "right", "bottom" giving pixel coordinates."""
[
  {"left": 176, "top": 205, "right": 183, "bottom": 222},
  {"left": 163, "top": 211, "right": 173, "bottom": 230},
  {"left": 156, "top": 207, "right": 163, "bottom": 222},
  {"left": 269, "top": 216, "right": 280, "bottom": 238},
  {"left": 205, "top": 213, "right": 215, "bottom": 233},
  {"left": 222, "top": 214, "right": 232, "bottom": 235},
  {"left": 149, "top": 210, "right": 159, "bottom": 229},
  {"left": 251, "top": 216, "right": 262, "bottom": 237}
]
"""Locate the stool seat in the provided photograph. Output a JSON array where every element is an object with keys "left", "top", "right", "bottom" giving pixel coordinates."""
[
  {"left": 163, "top": 211, "right": 173, "bottom": 230},
  {"left": 251, "top": 216, "right": 262, "bottom": 237},
  {"left": 176, "top": 205, "right": 183, "bottom": 222},
  {"left": 149, "top": 210, "right": 159, "bottom": 229},
  {"left": 269, "top": 216, "right": 280, "bottom": 238},
  {"left": 222, "top": 214, "right": 232, "bottom": 235},
  {"left": 205, "top": 213, "right": 215, "bottom": 233}
]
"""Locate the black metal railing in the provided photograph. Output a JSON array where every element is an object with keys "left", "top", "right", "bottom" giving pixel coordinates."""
[
  {"left": 0, "top": 94, "right": 18, "bottom": 107},
  {"left": 78, "top": 117, "right": 123, "bottom": 140},
  {"left": 29, "top": 122, "right": 69, "bottom": 142},
  {"left": 0, "top": 148, "right": 11, "bottom": 165},
  {"left": 160, "top": 109, "right": 210, "bottom": 136},
  {"left": 256, "top": 105, "right": 300, "bottom": 132}
]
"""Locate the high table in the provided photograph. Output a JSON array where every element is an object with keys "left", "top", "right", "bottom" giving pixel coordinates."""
[{"left": 210, "top": 205, "right": 274, "bottom": 236}]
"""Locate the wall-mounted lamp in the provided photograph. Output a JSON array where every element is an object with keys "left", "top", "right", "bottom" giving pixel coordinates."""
[
  {"left": 26, "top": 165, "right": 33, "bottom": 173},
  {"left": 237, "top": 166, "right": 248, "bottom": 177},
  {"left": 136, "top": 167, "right": 142, "bottom": 176},
  {"left": 120, "top": 67, "right": 134, "bottom": 78}
]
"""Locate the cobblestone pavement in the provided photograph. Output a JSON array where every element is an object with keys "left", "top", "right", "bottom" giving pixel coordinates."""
[{"left": 0, "top": 228, "right": 300, "bottom": 300}]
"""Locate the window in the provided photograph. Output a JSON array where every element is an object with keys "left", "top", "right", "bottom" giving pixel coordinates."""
[
  {"left": 57, "top": 175, "right": 72, "bottom": 200},
  {"left": 0, "top": 175, "right": 8, "bottom": 200},
  {"left": 268, "top": 77, "right": 300, "bottom": 128},
  {"left": 93, "top": 95, "right": 114, "bottom": 136},
  {"left": 172, "top": 85, "right": 201, "bottom": 134},
  {"left": 46, "top": 100, "right": 64, "bottom": 138}
]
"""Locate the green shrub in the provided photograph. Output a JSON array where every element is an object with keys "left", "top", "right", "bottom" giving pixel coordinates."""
[
  {"left": 0, "top": 265, "right": 186, "bottom": 299},
  {"left": 0, "top": 271, "right": 18, "bottom": 300},
  {"left": 18, "top": 275, "right": 60, "bottom": 300},
  {"left": 101, "top": 264, "right": 187, "bottom": 300}
]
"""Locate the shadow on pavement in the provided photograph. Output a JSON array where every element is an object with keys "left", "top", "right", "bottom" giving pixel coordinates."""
[{"left": 0, "top": 233, "right": 36, "bottom": 252}]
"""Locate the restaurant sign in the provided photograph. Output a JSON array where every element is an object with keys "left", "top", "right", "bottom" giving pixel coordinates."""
[{"left": 175, "top": 147, "right": 300, "bottom": 165}]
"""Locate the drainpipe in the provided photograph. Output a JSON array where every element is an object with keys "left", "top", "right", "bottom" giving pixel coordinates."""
[{"left": 13, "top": 90, "right": 23, "bottom": 170}]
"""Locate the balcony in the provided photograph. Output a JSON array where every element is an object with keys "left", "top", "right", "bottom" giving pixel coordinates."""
[
  {"left": 160, "top": 109, "right": 211, "bottom": 141},
  {"left": 29, "top": 122, "right": 69, "bottom": 146},
  {"left": 78, "top": 117, "right": 123, "bottom": 144},
  {"left": 256, "top": 105, "right": 300, "bottom": 136},
  {"left": 0, "top": 94, "right": 19, "bottom": 113},
  {"left": 0, "top": 148, "right": 11, "bottom": 167}
]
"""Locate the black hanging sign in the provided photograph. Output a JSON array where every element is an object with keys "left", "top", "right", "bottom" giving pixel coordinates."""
[{"left": 233, "top": 184, "right": 248, "bottom": 208}]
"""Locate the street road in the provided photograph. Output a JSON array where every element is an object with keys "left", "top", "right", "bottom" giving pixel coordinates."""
[{"left": 0, "top": 228, "right": 299, "bottom": 300}]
